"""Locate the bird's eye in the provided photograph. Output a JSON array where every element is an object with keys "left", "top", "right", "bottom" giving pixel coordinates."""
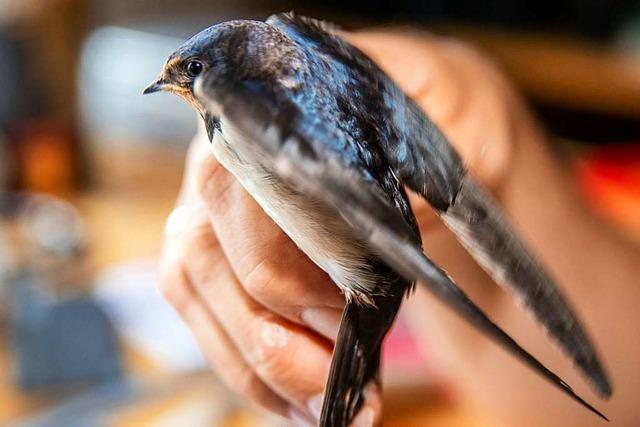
[{"left": 185, "top": 60, "right": 203, "bottom": 78}]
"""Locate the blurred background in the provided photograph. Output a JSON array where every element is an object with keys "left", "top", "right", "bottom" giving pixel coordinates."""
[{"left": 0, "top": 0, "right": 639, "bottom": 426}]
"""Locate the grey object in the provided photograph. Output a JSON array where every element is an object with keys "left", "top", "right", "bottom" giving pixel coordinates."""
[
  {"left": 19, "top": 195, "right": 86, "bottom": 258},
  {"left": 13, "top": 285, "right": 122, "bottom": 389},
  {"left": 7, "top": 194, "right": 121, "bottom": 391},
  {"left": 12, "top": 278, "right": 122, "bottom": 390}
]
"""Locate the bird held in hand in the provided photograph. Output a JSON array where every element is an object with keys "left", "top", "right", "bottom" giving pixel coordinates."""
[{"left": 144, "top": 12, "right": 611, "bottom": 426}]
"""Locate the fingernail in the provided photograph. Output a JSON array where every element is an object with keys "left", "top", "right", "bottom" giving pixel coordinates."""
[
  {"left": 307, "top": 394, "right": 324, "bottom": 420},
  {"left": 352, "top": 406, "right": 375, "bottom": 427},
  {"left": 287, "top": 407, "right": 315, "bottom": 427},
  {"left": 301, "top": 308, "right": 342, "bottom": 340}
]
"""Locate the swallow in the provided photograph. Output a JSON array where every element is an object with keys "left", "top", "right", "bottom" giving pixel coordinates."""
[{"left": 145, "top": 13, "right": 611, "bottom": 426}]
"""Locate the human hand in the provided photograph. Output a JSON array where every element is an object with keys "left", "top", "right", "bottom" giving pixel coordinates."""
[{"left": 158, "top": 29, "right": 536, "bottom": 426}]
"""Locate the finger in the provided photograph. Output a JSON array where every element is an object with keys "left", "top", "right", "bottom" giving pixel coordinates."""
[
  {"left": 157, "top": 224, "right": 289, "bottom": 415},
  {"left": 181, "top": 220, "right": 334, "bottom": 413},
  {"left": 178, "top": 282, "right": 290, "bottom": 415},
  {"left": 351, "top": 384, "right": 383, "bottom": 427},
  {"left": 194, "top": 140, "right": 344, "bottom": 339}
]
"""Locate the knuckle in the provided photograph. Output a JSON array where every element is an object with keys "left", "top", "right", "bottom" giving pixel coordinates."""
[
  {"left": 181, "top": 226, "right": 224, "bottom": 286},
  {"left": 182, "top": 223, "right": 217, "bottom": 259},
  {"left": 243, "top": 260, "right": 277, "bottom": 302},
  {"left": 195, "top": 154, "right": 236, "bottom": 209},
  {"left": 250, "top": 317, "right": 296, "bottom": 381}
]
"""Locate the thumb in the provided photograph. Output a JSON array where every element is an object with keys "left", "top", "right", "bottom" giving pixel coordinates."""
[
  {"left": 300, "top": 383, "right": 383, "bottom": 427},
  {"left": 350, "top": 383, "right": 384, "bottom": 427}
]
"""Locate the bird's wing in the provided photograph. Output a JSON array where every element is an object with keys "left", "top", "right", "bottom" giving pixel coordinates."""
[
  {"left": 194, "top": 72, "right": 607, "bottom": 420},
  {"left": 390, "top": 96, "right": 612, "bottom": 398},
  {"left": 267, "top": 12, "right": 611, "bottom": 398},
  {"left": 270, "top": 10, "right": 611, "bottom": 400}
]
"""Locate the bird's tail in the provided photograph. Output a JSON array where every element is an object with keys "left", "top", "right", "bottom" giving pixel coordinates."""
[{"left": 319, "top": 295, "right": 401, "bottom": 427}]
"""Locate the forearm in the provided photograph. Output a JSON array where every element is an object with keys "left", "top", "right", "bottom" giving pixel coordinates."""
[
  {"left": 499, "top": 111, "right": 640, "bottom": 304},
  {"left": 493, "top": 113, "right": 639, "bottom": 425},
  {"left": 406, "top": 108, "right": 640, "bottom": 426}
]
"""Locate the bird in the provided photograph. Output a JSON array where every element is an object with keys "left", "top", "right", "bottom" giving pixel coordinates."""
[{"left": 144, "top": 12, "right": 611, "bottom": 426}]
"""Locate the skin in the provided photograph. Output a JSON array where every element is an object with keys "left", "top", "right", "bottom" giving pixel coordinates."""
[{"left": 158, "top": 29, "right": 640, "bottom": 426}]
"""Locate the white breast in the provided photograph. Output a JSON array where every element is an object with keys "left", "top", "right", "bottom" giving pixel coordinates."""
[{"left": 210, "top": 120, "right": 379, "bottom": 303}]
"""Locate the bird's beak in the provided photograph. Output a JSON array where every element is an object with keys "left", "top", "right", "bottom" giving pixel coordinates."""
[{"left": 143, "top": 79, "right": 167, "bottom": 95}]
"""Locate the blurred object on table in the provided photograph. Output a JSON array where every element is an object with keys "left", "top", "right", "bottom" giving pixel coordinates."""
[
  {"left": 12, "top": 194, "right": 88, "bottom": 294},
  {"left": 575, "top": 143, "right": 640, "bottom": 242},
  {"left": 0, "top": 0, "right": 89, "bottom": 193},
  {"left": 19, "top": 195, "right": 86, "bottom": 261},
  {"left": 12, "top": 288, "right": 122, "bottom": 391},
  {"left": 0, "top": 226, "right": 18, "bottom": 324},
  {"left": 0, "top": 132, "right": 11, "bottom": 193},
  {"left": 15, "top": 122, "right": 76, "bottom": 195},
  {"left": 1, "top": 194, "right": 122, "bottom": 392},
  {"left": 0, "top": 28, "right": 26, "bottom": 193}
]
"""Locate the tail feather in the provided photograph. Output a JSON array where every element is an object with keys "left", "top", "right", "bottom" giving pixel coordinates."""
[{"left": 319, "top": 296, "right": 400, "bottom": 427}]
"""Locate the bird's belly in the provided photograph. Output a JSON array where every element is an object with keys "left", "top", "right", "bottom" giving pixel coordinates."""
[{"left": 210, "top": 129, "right": 378, "bottom": 302}]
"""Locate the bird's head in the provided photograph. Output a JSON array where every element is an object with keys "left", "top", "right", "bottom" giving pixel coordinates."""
[{"left": 144, "top": 20, "right": 302, "bottom": 136}]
